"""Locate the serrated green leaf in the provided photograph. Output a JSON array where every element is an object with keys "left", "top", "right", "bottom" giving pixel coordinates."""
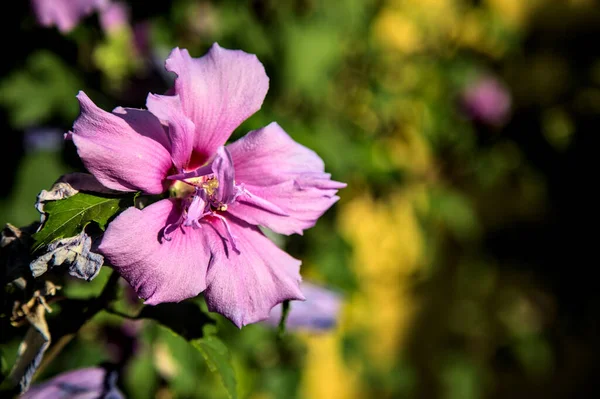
[
  {"left": 32, "top": 192, "right": 133, "bottom": 251},
  {"left": 192, "top": 335, "right": 237, "bottom": 399}
]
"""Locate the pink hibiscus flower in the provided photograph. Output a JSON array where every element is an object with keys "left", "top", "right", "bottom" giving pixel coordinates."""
[{"left": 68, "top": 43, "right": 345, "bottom": 327}]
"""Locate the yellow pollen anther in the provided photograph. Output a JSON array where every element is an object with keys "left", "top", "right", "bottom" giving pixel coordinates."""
[
  {"left": 201, "top": 178, "right": 219, "bottom": 196},
  {"left": 217, "top": 204, "right": 228, "bottom": 212}
]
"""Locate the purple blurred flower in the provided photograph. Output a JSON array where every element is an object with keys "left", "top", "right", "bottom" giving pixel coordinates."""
[
  {"left": 266, "top": 282, "right": 343, "bottom": 331},
  {"left": 460, "top": 75, "right": 511, "bottom": 126},
  {"left": 98, "top": 1, "right": 128, "bottom": 33},
  {"left": 22, "top": 367, "right": 124, "bottom": 399},
  {"left": 24, "top": 127, "right": 63, "bottom": 153},
  {"left": 67, "top": 43, "right": 346, "bottom": 327},
  {"left": 31, "top": 0, "right": 108, "bottom": 33}
]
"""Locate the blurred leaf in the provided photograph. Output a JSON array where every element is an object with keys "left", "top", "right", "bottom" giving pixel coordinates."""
[
  {"left": 283, "top": 22, "right": 343, "bottom": 100},
  {"left": 0, "top": 51, "right": 80, "bottom": 128},
  {"left": 217, "top": 4, "right": 272, "bottom": 58},
  {"left": 0, "top": 349, "right": 7, "bottom": 384},
  {"left": 514, "top": 334, "right": 553, "bottom": 378},
  {"left": 32, "top": 192, "right": 133, "bottom": 252},
  {"left": 305, "top": 223, "right": 356, "bottom": 292},
  {"left": 154, "top": 325, "right": 209, "bottom": 397},
  {"left": 542, "top": 107, "right": 574, "bottom": 151},
  {"left": 93, "top": 29, "right": 142, "bottom": 88},
  {"left": 192, "top": 333, "right": 237, "bottom": 399},
  {"left": 124, "top": 348, "right": 158, "bottom": 399},
  {"left": 429, "top": 188, "right": 481, "bottom": 241},
  {"left": 62, "top": 266, "right": 112, "bottom": 299},
  {"left": 150, "top": 317, "right": 236, "bottom": 399},
  {"left": 441, "top": 355, "right": 483, "bottom": 399},
  {"left": 0, "top": 152, "right": 69, "bottom": 228}
]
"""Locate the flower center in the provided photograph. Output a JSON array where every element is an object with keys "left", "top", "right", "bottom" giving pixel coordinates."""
[
  {"left": 163, "top": 146, "right": 243, "bottom": 253},
  {"left": 179, "top": 176, "right": 233, "bottom": 213}
]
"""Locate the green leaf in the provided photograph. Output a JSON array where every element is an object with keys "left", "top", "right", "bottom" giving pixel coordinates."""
[
  {"left": 32, "top": 192, "right": 133, "bottom": 252},
  {"left": 192, "top": 334, "right": 238, "bottom": 399},
  {"left": 124, "top": 349, "right": 158, "bottom": 399},
  {"left": 139, "top": 302, "right": 236, "bottom": 397}
]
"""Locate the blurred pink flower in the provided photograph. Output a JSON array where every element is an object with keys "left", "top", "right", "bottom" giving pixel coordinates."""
[
  {"left": 31, "top": 0, "right": 108, "bottom": 33},
  {"left": 266, "top": 282, "right": 343, "bottom": 331},
  {"left": 98, "top": 1, "right": 128, "bottom": 33},
  {"left": 24, "top": 127, "right": 63, "bottom": 153},
  {"left": 460, "top": 75, "right": 512, "bottom": 126}
]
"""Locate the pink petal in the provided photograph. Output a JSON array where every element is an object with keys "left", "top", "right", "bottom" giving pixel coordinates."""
[
  {"left": 70, "top": 91, "right": 173, "bottom": 194},
  {"left": 204, "top": 216, "right": 304, "bottom": 328},
  {"left": 146, "top": 93, "right": 195, "bottom": 170},
  {"left": 212, "top": 146, "right": 236, "bottom": 204},
  {"left": 165, "top": 44, "right": 269, "bottom": 166},
  {"left": 226, "top": 123, "right": 346, "bottom": 235},
  {"left": 98, "top": 199, "right": 211, "bottom": 304}
]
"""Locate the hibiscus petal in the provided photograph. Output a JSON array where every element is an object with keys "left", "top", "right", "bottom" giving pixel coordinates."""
[
  {"left": 165, "top": 44, "right": 269, "bottom": 165},
  {"left": 212, "top": 146, "right": 236, "bottom": 204},
  {"left": 70, "top": 91, "right": 173, "bottom": 194},
  {"left": 226, "top": 122, "right": 346, "bottom": 235},
  {"left": 146, "top": 93, "right": 195, "bottom": 170},
  {"left": 203, "top": 216, "right": 304, "bottom": 328},
  {"left": 99, "top": 199, "right": 211, "bottom": 304}
]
